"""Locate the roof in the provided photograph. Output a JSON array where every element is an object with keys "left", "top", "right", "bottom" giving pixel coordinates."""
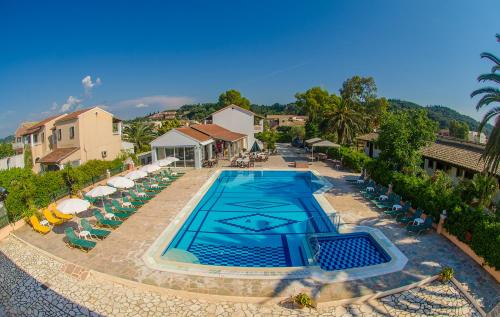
[
  {"left": 305, "top": 137, "right": 322, "bottom": 144},
  {"left": 422, "top": 138, "right": 499, "bottom": 175},
  {"left": 23, "top": 115, "right": 64, "bottom": 135},
  {"left": 55, "top": 108, "right": 93, "bottom": 123},
  {"left": 15, "top": 122, "right": 37, "bottom": 137},
  {"left": 176, "top": 127, "right": 212, "bottom": 142},
  {"left": 266, "top": 115, "right": 308, "bottom": 119},
  {"left": 312, "top": 140, "right": 340, "bottom": 148},
  {"left": 357, "top": 132, "right": 379, "bottom": 142},
  {"left": 191, "top": 124, "right": 246, "bottom": 142},
  {"left": 38, "top": 147, "right": 79, "bottom": 164},
  {"left": 209, "top": 104, "right": 264, "bottom": 119}
]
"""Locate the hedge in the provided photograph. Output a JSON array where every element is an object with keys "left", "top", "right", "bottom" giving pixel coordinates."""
[
  {"left": 0, "top": 158, "right": 123, "bottom": 223},
  {"left": 325, "top": 146, "right": 371, "bottom": 173},
  {"left": 365, "top": 158, "right": 500, "bottom": 270}
]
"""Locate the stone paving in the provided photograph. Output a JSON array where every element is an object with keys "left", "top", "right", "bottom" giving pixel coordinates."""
[
  {"left": 8, "top": 144, "right": 500, "bottom": 314},
  {"left": 0, "top": 236, "right": 483, "bottom": 316}
]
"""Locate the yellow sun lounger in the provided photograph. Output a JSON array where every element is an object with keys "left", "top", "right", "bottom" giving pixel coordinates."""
[
  {"left": 49, "top": 204, "right": 73, "bottom": 221},
  {"left": 43, "top": 209, "right": 64, "bottom": 225},
  {"left": 29, "top": 215, "right": 50, "bottom": 234}
]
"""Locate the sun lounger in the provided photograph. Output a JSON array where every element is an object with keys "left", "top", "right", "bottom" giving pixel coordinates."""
[
  {"left": 43, "top": 209, "right": 64, "bottom": 225},
  {"left": 104, "top": 204, "right": 131, "bottom": 219},
  {"left": 112, "top": 200, "right": 137, "bottom": 213},
  {"left": 29, "top": 215, "right": 51, "bottom": 234},
  {"left": 94, "top": 210, "right": 123, "bottom": 228},
  {"left": 407, "top": 217, "right": 433, "bottom": 234},
  {"left": 123, "top": 196, "right": 144, "bottom": 207},
  {"left": 397, "top": 208, "right": 423, "bottom": 225},
  {"left": 49, "top": 204, "right": 74, "bottom": 221},
  {"left": 80, "top": 219, "right": 111, "bottom": 239},
  {"left": 65, "top": 228, "right": 96, "bottom": 252}
]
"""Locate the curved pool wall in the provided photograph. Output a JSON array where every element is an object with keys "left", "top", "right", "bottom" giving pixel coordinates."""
[{"left": 143, "top": 168, "right": 408, "bottom": 281}]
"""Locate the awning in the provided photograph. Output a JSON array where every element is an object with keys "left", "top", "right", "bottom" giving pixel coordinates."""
[
  {"left": 39, "top": 147, "right": 79, "bottom": 164},
  {"left": 305, "top": 137, "right": 322, "bottom": 145},
  {"left": 312, "top": 140, "right": 340, "bottom": 148}
]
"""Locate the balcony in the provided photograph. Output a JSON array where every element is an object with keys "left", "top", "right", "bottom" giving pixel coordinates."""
[{"left": 254, "top": 125, "right": 263, "bottom": 133}]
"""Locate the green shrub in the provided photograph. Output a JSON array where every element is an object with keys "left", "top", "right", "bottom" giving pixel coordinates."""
[
  {"left": 438, "top": 267, "right": 454, "bottom": 282},
  {"left": 325, "top": 147, "right": 371, "bottom": 172},
  {"left": 470, "top": 219, "right": 500, "bottom": 270}
]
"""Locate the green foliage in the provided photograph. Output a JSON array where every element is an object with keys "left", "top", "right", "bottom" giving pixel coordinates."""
[
  {"left": 293, "top": 293, "right": 314, "bottom": 308},
  {"left": 23, "top": 144, "right": 33, "bottom": 170},
  {"left": 288, "top": 126, "right": 305, "bottom": 141},
  {"left": 449, "top": 120, "right": 469, "bottom": 140},
  {"left": 470, "top": 219, "right": 500, "bottom": 269},
  {"left": 257, "top": 129, "right": 280, "bottom": 150},
  {"left": 0, "top": 143, "right": 15, "bottom": 159},
  {"left": 157, "top": 119, "right": 181, "bottom": 135},
  {"left": 457, "top": 173, "right": 498, "bottom": 209},
  {"left": 326, "top": 147, "right": 371, "bottom": 172},
  {"left": 305, "top": 121, "right": 320, "bottom": 139},
  {"left": 340, "top": 76, "right": 377, "bottom": 104},
  {"left": 0, "top": 159, "right": 123, "bottom": 223},
  {"left": 377, "top": 110, "right": 437, "bottom": 172},
  {"left": 324, "top": 95, "right": 364, "bottom": 144},
  {"left": 123, "top": 122, "right": 156, "bottom": 153},
  {"left": 0, "top": 135, "right": 14, "bottom": 143},
  {"left": 295, "top": 87, "right": 330, "bottom": 124},
  {"left": 438, "top": 267, "right": 454, "bottom": 282},
  {"left": 218, "top": 89, "right": 251, "bottom": 109}
]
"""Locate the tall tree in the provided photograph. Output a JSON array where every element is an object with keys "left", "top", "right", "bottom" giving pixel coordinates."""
[
  {"left": 340, "top": 76, "right": 377, "bottom": 104},
  {"left": 122, "top": 122, "right": 156, "bottom": 153},
  {"left": 323, "top": 95, "right": 364, "bottom": 144},
  {"left": 471, "top": 34, "right": 500, "bottom": 173},
  {"left": 377, "top": 110, "right": 437, "bottom": 172},
  {"left": 449, "top": 120, "right": 469, "bottom": 140},
  {"left": 157, "top": 119, "right": 181, "bottom": 135},
  {"left": 218, "top": 89, "right": 251, "bottom": 109},
  {"left": 294, "top": 87, "right": 330, "bottom": 124},
  {"left": 0, "top": 143, "right": 15, "bottom": 159}
]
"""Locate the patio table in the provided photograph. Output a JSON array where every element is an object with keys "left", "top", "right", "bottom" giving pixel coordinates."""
[
  {"left": 78, "top": 230, "right": 91, "bottom": 240},
  {"left": 366, "top": 186, "right": 374, "bottom": 192},
  {"left": 356, "top": 179, "right": 365, "bottom": 184},
  {"left": 413, "top": 218, "right": 424, "bottom": 225},
  {"left": 379, "top": 194, "right": 388, "bottom": 201},
  {"left": 40, "top": 220, "right": 50, "bottom": 226},
  {"left": 137, "top": 192, "right": 146, "bottom": 197},
  {"left": 392, "top": 204, "right": 402, "bottom": 210},
  {"left": 104, "top": 213, "right": 116, "bottom": 220},
  {"left": 122, "top": 201, "right": 132, "bottom": 207},
  {"left": 151, "top": 183, "right": 159, "bottom": 188}
]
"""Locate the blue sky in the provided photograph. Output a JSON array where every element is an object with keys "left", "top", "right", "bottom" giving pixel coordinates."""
[{"left": 0, "top": 0, "right": 499, "bottom": 137}]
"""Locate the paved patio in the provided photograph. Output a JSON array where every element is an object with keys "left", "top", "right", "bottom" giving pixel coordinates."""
[{"left": 10, "top": 144, "right": 500, "bottom": 314}]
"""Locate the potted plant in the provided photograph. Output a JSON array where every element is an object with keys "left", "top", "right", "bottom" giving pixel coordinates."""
[
  {"left": 438, "top": 266, "right": 454, "bottom": 283},
  {"left": 293, "top": 293, "right": 314, "bottom": 309}
]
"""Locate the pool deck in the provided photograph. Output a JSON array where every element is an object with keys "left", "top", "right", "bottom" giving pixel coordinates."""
[{"left": 10, "top": 144, "right": 500, "bottom": 313}]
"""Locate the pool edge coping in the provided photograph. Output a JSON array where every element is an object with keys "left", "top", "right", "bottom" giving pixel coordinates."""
[{"left": 142, "top": 168, "right": 408, "bottom": 281}]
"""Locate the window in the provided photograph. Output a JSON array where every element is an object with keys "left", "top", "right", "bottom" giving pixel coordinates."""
[
  {"left": 112, "top": 122, "right": 119, "bottom": 134},
  {"left": 69, "top": 127, "right": 75, "bottom": 139},
  {"left": 41, "top": 132, "right": 45, "bottom": 143},
  {"left": 33, "top": 134, "right": 38, "bottom": 143},
  {"left": 57, "top": 129, "right": 62, "bottom": 141}
]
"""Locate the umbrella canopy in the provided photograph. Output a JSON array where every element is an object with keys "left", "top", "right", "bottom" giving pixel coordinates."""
[
  {"left": 107, "top": 176, "right": 135, "bottom": 189},
  {"left": 311, "top": 140, "right": 341, "bottom": 148},
  {"left": 56, "top": 198, "right": 90, "bottom": 215},
  {"left": 305, "top": 137, "right": 322, "bottom": 145},
  {"left": 140, "top": 164, "right": 161, "bottom": 174},
  {"left": 85, "top": 185, "right": 117, "bottom": 198},
  {"left": 125, "top": 170, "right": 148, "bottom": 180}
]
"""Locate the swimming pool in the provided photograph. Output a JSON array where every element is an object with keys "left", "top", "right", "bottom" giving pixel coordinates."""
[{"left": 162, "top": 170, "right": 390, "bottom": 270}]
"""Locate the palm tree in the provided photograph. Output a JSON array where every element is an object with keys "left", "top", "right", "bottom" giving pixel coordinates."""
[
  {"left": 324, "top": 96, "right": 364, "bottom": 144},
  {"left": 463, "top": 173, "right": 498, "bottom": 209},
  {"left": 471, "top": 34, "right": 500, "bottom": 173},
  {"left": 122, "top": 122, "right": 156, "bottom": 153}
]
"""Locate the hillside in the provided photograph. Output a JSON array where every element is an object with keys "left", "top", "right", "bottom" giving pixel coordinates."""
[
  {"left": 388, "top": 99, "right": 492, "bottom": 135},
  {"left": 0, "top": 135, "right": 14, "bottom": 143}
]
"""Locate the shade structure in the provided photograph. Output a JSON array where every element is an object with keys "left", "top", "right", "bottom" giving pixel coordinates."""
[
  {"left": 125, "top": 170, "right": 147, "bottom": 180},
  {"left": 305, "top": 137, "right": 322, "bottom": 145},
  {"left": 56, "top": 198, "right": 91, "bottom": 215},
  {"left": 85, "top": 185, "right": 117, "bottom": 198},
  {"left": 155, "top": 159, "right": 171, "bottom": 167},
  {"left": 140, "top": 164, "right": 161, "bottom": 174},
  {"left": 311, "top": 140, "right": 341, "bottom": 148},
  {"left": 107, "top": 176, "right": 135, "bottom": 189}
]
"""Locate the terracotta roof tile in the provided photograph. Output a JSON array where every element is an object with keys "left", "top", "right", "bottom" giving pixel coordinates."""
[
  {"left": 55, "top": 108, "right": 93, "bottom": 123},
  {"left": 23, "top": 115, "right": 65, "bottom": 135},
  {"left": 191, "top": 124, "right": 246, "bottom": 142},
  {"left": 15, "top": 122, "right": 37, "bottom": 137},
  {"left": 176, "top": 127, "right": 212, "bottom": 142},
  {"left": 39, "top": 147, "right": 79, "bottom": 164},
  {"left": 356, "top": 132, "right": 379, "bottom": 142}
]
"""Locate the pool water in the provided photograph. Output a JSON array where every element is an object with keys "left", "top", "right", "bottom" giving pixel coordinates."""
[{"left": 164, "top": 170, "right": 390, "bottom": 269}]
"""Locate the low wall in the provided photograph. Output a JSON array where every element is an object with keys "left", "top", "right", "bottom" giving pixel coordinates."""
[
  {"left": 441, "top": 228, "right": 500, "bottom": 283},
  {"left": 0, "top": 219, "right": 25, "bottom": 241},
  {"left": 0, "top": 154, "right": 24, "bottom": 171}
]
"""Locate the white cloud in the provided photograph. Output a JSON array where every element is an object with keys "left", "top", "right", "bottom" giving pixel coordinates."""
[
  {"left": 50, "top": 102, "right": 58, "bottom": 111},
  {"left": 82, "top": 75, "right": 101, "bottom": 95},
  {"left": 60, "top": 96, "right": 82, "bottom": 112},
  {"left": 115, "top": 95, "right": 195, "bottom": 110}
]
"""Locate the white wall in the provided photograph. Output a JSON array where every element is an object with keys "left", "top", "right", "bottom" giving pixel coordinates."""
[
  {"left": 212, "top": 107, "right": 254, "bottom": 150},
  {"left": 0, "top": 154, "right": 24, "bottom": 171}
]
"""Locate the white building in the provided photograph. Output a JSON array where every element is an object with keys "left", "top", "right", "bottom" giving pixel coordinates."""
[
  {"left": 207, "top": 105, "right": 264, "bottom": 151},
  {"left": 467, "top": 131, "right": 487, "bottom": 144}
]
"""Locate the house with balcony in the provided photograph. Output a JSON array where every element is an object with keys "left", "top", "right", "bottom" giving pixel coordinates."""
[
  {"left": 267, "top": 114, "right": 308, "bottom": 128},
  {"left": 14, "top": 106, "right": 123, "bottom": 173}
]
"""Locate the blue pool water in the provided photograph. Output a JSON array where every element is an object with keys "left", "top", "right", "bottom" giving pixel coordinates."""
[{"left": 164, "top": 170, "right": 390, "bottom": 269}]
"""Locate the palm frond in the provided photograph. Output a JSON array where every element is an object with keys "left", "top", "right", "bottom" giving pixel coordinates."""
[
  {"left": 471, "top": 87, "right": 499, "bottom": 98},
  {"left": 478, "top": 73, "right": 500, "bottom": 85},
  {"left": 475, "top": 94, "right": 500, "bottom": 111},
  {"left": 481, "top": 120, "right": 500, "bottom": 174},
  {"left": 480, "top": 52, "right": 500, "bottom": 66},
  {"left": 478, "top": 107, "right": 500, "bottom": 132},
  {"left": 492, "top": 65, "right": 499, "bottom": 73}
]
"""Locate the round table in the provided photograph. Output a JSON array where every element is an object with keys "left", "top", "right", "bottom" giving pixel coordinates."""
[
  {"left": 392, "top": 204, "right": 402, "bottom": 210},
  {"left": 379, "top": 195, "right": 388, "bottom": 201},
  {"left": 104, "top": 213, "right": 115, "bottom": 220},
  {"left": 356, "top": 179, "right": 365, "bottom": 184},
  {"left": 78, "top": 230, "right": 91, "bottom": 240},
  {"left": 151, "top": 184, "right": 159, "bottom": 188},
  {"left": 137, "top": 192, "right": 146, "bottom": 197},
  {"left": 413, "top": 218, "right": 424, "bottom": 225},
  {"left": 366, "top": 186, "right": 374, "bottom": 192},
  {"left": 40, "top": 220, "right": 49, "bottom": 226},
  {"left": 122, "top": 202, "right": 132, "bottom": 207}
]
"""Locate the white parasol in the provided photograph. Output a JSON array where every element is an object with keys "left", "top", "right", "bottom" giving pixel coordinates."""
[{"left": 56, "top": 198, "right": 91, "bottom": 215}]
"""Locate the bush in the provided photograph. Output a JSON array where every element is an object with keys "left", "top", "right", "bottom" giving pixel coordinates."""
[
  {"left": 471, "top": 219, "right": 500, "bottom": 270},
  {"left": 0, "top": 158, "right": 124, "bottom": 223},
  {"left": 325, "top": 147, "right": 371, "bottom": 172}
]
